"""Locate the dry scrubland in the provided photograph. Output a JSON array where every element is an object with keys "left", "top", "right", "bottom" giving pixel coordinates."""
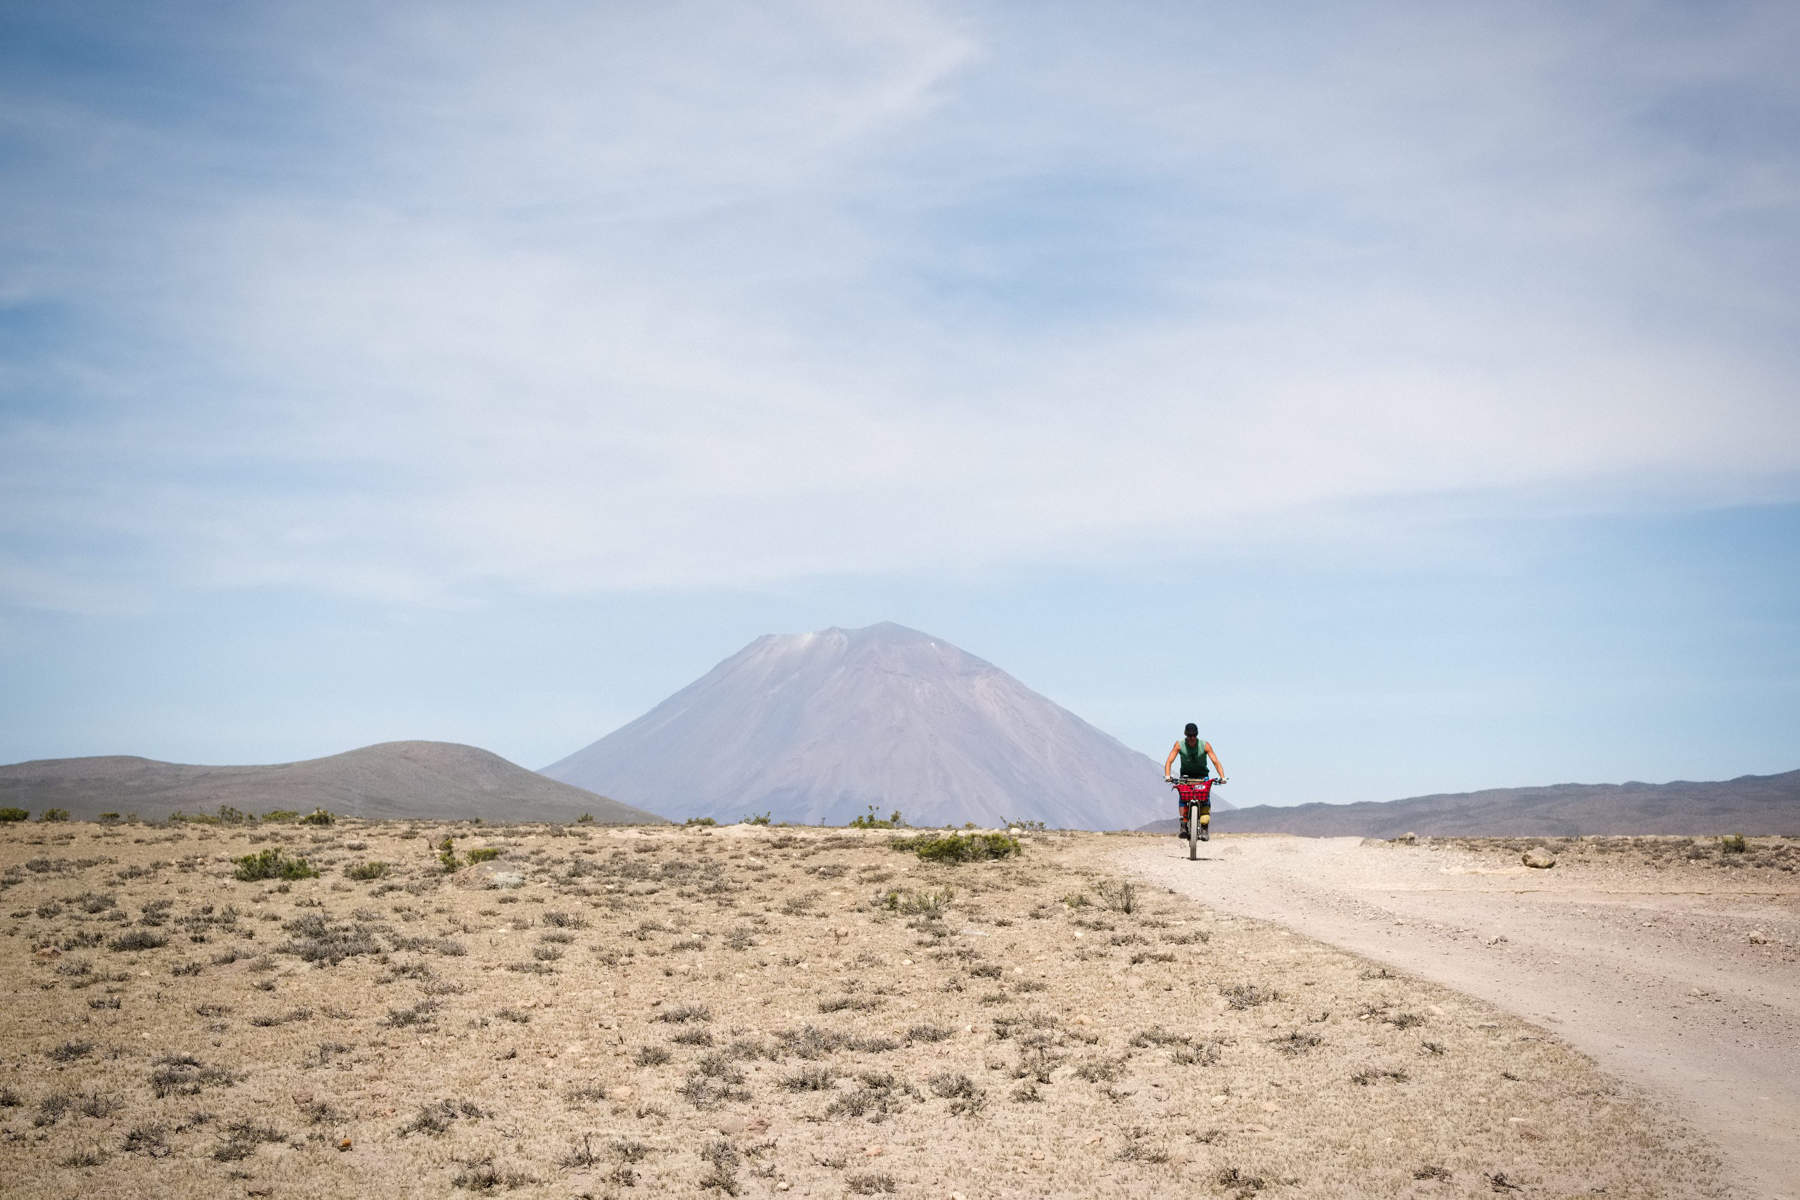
[
  {"left": 1, "top": 820, "right": 1726, "bottom": 1199},
  {"left": 1426, "top": 832, "right": 1800, "bottom": 875}
]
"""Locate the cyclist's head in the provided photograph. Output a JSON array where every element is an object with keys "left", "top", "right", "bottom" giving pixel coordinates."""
[{"left": 1184, "top": 723, "right": 1198, "bottom": 738}]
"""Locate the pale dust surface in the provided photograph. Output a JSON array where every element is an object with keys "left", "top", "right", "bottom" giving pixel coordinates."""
[
  {"left": 0, "top": 821, "right": 1742, "bottom": 1199},
  {"left": 1118, "top": 833, "right": 1800, "bottom": 1200}
]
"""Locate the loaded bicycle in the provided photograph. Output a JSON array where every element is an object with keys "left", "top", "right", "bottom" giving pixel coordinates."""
[{"left": 1167, "top": 776, "right": 1226, "bottom": 860}]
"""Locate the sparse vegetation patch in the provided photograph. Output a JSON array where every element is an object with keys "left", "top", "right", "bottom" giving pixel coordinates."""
[
  {"left": 233, "top": 847, "right": 319, "bottom": 881},
  {"left": 890, "top": 831, "right": 1020, "bottom": 862}
]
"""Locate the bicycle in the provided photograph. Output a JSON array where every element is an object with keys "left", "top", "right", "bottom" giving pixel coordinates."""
[{"left": 1167, "top": 777, "right": 1226, "bottom": 861}]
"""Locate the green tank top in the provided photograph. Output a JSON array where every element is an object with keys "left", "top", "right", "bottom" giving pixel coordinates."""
[{"left": 1178, "top": 737, "right": 1208, "bottom": 778}]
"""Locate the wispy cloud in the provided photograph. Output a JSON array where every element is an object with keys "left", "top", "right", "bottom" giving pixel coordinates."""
[{"left": 3, "top": 1, "right": 1797, "bottom": 611}]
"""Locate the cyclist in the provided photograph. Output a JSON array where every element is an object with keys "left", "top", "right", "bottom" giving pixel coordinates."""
[{"left": 1163, "top": 723, "right": 1225, "bottom": 840}]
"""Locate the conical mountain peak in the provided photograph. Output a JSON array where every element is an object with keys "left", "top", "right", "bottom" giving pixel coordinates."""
[{"left": 541, "top": 624, "right": 1175, "bottom": 829}]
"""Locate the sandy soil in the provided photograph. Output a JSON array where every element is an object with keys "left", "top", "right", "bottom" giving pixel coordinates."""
[
  {"left": 0, "top": 820, "right": 1743, "bottom": 1198},
  {"left": 1118, "top": 834, "right": 1800, "bottom": 1200}
]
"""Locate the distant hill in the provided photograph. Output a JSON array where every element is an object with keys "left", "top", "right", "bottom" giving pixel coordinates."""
[
  {"left": 542, "top": 622, "right": 1192, "bottom": 829},
  {"left": 0, "top": 741, "right": 664, "bottom": 824},
  {"left": 1138, "top": 770, "right": 1800, "bottom": 837}
]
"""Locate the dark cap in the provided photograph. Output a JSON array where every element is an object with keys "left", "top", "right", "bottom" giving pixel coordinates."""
[{"left": 1184, "top": 723, "right": 1198, "bottom": 737}]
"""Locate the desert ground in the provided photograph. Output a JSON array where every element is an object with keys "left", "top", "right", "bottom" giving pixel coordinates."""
[
  {"left": 1125, "top": 831, "right": 1800, "bottom": 1196},
  {"left": 1123, "top": 832, "right": 1800, "bottom": 1200},
  {"left": 1, "top": 820, "right": 1780, "bottom": 1199}
]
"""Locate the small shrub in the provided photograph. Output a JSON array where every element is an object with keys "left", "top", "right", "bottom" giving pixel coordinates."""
[
  {"left": 742, "top": 812, "right": 771, "bottom": 825},
  {"left": 575, "top": 813, "right": 594, "bottom": 824},
  {"left": 234, "top": 848, "right": 318, "bottom": 882},
  {"left": 824, "top": 1072, "right": 917, "bottom": 1121},
  {"left": 34, "top": 1092, "right": 74, "bottom": 1126},
  {"left": 1172, "top": 1041, "right": 1222, "bottom": 1066},
  {"left": 38, "top": 808, "right": 70, "bottom": 822},
  {"left": 876, "top": 887, "right": 952, "bottom": 916},
  {"left": 149, "top": 1055, "right": 242, "bottom": 1097},
  {"left": 542, "top": 910, "right": 588, "bottom": 929},
  {"left": 109, "top": 930, "right": 169, "bottom": 952},
  {"left": 849, "top": 806, "right": 903, "bottom": 829},
  {"left": 1073, "top": 1055, "right": 1128, "bottom": 1083},
  {"left": 891, "top": 832, "right": 1021, "bottom": 863},
  {"left": 97, "top": 812, "right": 122, "bottom": 824},
  {"left": 775, "top": 1024, "right": 845, "bottom": 1060},
  {"left": 299, "top": 808, "right": 334, "bottom": 826},
  {"left": 699, "top": 1139, "right": 741, "bottom": 1192},
  {"left": 344, "top": 861, "right": 390, "bottom": 881},
  {"left": 382, "top": 1000, "right": 439, "bottom": 1028},
  {"left": 437, "top": 837, "right": 459, "bottom": 872},
  {"left": 398, "top": 1098, "right": 485, "bottom": 1137},
  {"left": 466, "top": 847, "right": 501, "bottom": 864},
  {"left": 778, "top": 1066, "right": 834, "bottom": 1092},
  {"left": 451, "top": 1163, "right": 536, "bottom": 1191},
  {"left": 276, "top": 914, "right": 378, "bottom": 964},
  {"left": 684, "top": 816, "right": 718, "bottom": 827},
  {"left": 1221, "top": 983, "right": 1280, "bottom": 1010},
  {"left": 1116, "top": 1126, "right": 1171, "bottom": 1164},
  {"left": 678, "top": 1066, "right": 749, "bottom": 1110},
  {"left": 928, "top": 1072, "right": 984, "bottom": 1115},
  {"left": 212, "top": 1119, "right": 287, "bottom": 1161},
  {"left": 0, "top": 808, "right": 27, "bottom": 822},
  {"left": 1271, "top": 1031, "right": 1322, "bottom": 1055},
  {"left": 261, "top": 809, "right": 301, "bottom": 822},
  {"left": 1217, "top": 1166, "right": 1267, "bottom": 1190},
  {"left": 820, "top": 994, "right": 882, "bottom": 1014},
  {"left": 121, "top": 1123, "right": 170, "bottom": 1156},
  {"left": 1720, "top": 834, "right": 1748, "bottom": 854},
  {"left": 1096, "top": 880, "right": 1137, "bottom": 913}
]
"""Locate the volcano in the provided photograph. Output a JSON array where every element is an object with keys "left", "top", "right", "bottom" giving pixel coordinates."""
[{"left": 541, "top": 622, "right": 1194, "bottom": 829}]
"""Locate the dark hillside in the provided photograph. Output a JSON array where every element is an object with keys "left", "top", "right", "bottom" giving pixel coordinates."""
[
  {"left": 1139, "top": 770, "right": 1800, "bottom": 836},
  {"left": 0, "top": 741, "right": 661, "bottom": 824}
]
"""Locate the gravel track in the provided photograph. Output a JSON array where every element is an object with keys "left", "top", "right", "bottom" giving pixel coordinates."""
[{"left": 1118, "top": 834, "right": 1800, "bottom": 1200}]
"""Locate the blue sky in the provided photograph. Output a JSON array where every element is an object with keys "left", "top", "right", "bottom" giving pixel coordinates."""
[{"left": 2, "top": 2, "right": 1796, "bottom": 808}]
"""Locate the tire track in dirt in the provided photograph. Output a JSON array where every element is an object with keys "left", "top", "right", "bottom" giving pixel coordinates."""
[{"left": 1118, "top": 834, "right": 1800, "bottom": 1200}]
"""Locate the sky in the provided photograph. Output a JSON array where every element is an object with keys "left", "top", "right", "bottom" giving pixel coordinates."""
[{"left": 2, "top": 1, "right": 1796, "bottom": 809}]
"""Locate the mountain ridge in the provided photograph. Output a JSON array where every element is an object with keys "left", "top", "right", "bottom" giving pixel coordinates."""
[
  {"left": 0, "top": 740, "right": 662, "bottom": 824},
  {"left": 1138, "top": 769, "right": 1800, "bottom": 836}
]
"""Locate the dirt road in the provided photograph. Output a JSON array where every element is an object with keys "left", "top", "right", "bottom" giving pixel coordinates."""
[{"left": 1118, "top": 835, "right": 1800, "bottom": 1200}]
